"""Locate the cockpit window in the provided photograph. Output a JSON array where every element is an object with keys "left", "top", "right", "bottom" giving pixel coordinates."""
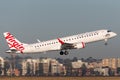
[{"left": 107, "top": 30, "right": 111, "bottom": 32}]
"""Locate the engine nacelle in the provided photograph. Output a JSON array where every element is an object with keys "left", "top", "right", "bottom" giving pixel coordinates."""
[{"left": 74, "top": 42, "right": 85, "bottom": 49}]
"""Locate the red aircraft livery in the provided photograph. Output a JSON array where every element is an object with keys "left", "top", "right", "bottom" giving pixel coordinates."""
[{"left": 5, "top": 32, "right": 24, "bottom": 53}]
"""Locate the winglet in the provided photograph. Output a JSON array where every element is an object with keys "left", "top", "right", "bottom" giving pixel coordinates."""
[
  {"left": 81, "top": 42, "right": 85, "bottom": 48},
  {"left": 37, "top": 39, "right": 41, "bottom": 43},
  {"left": 57, "top": 38, "right": 64, "bottom": 45}
]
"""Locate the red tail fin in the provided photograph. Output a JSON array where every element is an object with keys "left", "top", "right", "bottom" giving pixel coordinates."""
[{"left": 3, "top": 32, "right": 25, "bottom": 53}]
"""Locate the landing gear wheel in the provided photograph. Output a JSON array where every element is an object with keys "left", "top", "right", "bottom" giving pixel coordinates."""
[
  {"left": 105, "top": 42, "right": 108, "bottom": 45},
  {"left": 64, "top": 51, "right": 69, "bottom": 55},
  {"left": 60, "top": 51, "right": 64, "bottom": 55},
  {"left": 60, "top": 50, "right": 69, "bottom": 55}
]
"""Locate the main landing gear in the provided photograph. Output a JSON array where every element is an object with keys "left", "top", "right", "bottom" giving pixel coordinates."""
[
  {"left": 105, "top": 42, "right": 108, "bottom": 45},
  {"left": 60, "top": 50, "right": 69, "bottom": 55},
  {"left": 104, "top": 39, "right": 108, "bottom": 46}
]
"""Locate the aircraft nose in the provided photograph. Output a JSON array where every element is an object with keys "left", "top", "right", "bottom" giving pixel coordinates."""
[{"left": 112, "top": 32, "right": 117, "bottom": 37}]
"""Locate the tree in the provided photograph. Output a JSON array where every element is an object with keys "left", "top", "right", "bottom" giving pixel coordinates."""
[
  {"left": 0, "top": 64, "right": 2, "bottom": 76},
  {"left": 4, "top": 61, "right": 10, "bottom": 76},
  {"left": 72, "top": 57, "right": 78, "bottom": 62},
  {"left": 26, "top": 62, "right": 31, "bottom": 76},
  {"left": 81, "top": 64, "right": 87, "bottom": 76}
]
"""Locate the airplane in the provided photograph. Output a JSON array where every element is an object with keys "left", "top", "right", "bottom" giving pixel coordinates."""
[{"left": 3, "top": 29, "right": 117, "bottom": 55}]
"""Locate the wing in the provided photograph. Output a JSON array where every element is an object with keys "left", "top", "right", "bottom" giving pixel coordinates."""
[{"left": 57, "top": 38, "right": 85, "bottom": 50}]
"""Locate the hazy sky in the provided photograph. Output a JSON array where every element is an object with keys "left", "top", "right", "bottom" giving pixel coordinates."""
[{"left": 0, "top": 0, "right": 119, "bottom": 59}]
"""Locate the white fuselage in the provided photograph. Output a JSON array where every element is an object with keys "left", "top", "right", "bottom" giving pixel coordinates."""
[{"left": 22, "top": 29, "right": 117, "bottom": 54}]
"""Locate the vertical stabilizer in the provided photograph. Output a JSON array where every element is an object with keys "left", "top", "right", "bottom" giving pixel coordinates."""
[{"left": 3, "top": 32, "right": 25, "bottom": 53}]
